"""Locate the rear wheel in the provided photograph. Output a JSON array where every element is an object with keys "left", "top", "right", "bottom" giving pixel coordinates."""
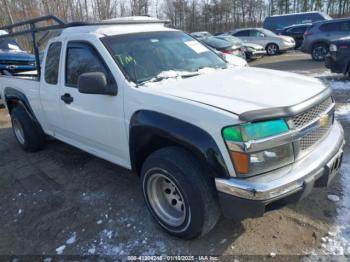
[
  {"left": 312, "top": 43, "right": 328, "bottom": 61},
  {"left": 266, "top": 43, "right": 279, "bottom": 56},
  {"left": 11, "top": 107, "right": 44, "bottom": 152},
  {"left": 141, "top": 147, "right": 221, "bottom": 239}
]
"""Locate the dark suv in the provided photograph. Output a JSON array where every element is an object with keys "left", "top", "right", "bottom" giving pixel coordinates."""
[
  {"left": 325, "top": 37, "right": 350, "bottom": 77},
  {"left": 280, "top": 24, "right": 311, "bottom": 49},
  {"left": 301, "top": 17, "right": 350, "bottom": 61}
]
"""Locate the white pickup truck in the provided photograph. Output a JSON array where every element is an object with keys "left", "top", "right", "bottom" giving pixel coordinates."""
[{"left": 0, "top": 16, "right": 345, "bottom": 239}]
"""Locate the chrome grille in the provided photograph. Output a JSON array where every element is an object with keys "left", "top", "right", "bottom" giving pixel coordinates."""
[
  {"left": 299, "top": 127, "right": 329, "bottom": 151},
  {"left": 291, "top": 97, "right": 333, "bottom": 129}
]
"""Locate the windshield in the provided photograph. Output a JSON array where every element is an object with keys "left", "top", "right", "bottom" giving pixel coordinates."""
[
  {"left": 0, "top": 38, "right": 24, "bottom": 51},
  {"left": 102, "top": 31, "right": 227, "bottom": 84}
]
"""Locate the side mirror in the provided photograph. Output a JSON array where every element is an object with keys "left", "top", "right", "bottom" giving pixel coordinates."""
[{"left": 78, "top": 72, "right": 117, "bottom": 96}]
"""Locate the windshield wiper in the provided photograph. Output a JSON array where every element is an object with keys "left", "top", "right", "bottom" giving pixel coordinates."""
[{"left": 138, "top": 71, "right": 200, "bottom": 86}]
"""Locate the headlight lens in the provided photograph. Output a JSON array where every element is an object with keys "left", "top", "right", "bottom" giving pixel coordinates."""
[
  {"left": 223, "top": 119, "right": 289, "bottom": 142},
  {"left": 223, "top": 120, "right": 293, "bottom": 176},
  {"left": 330, "top": 44, "right": 337, "bottom": 52}
]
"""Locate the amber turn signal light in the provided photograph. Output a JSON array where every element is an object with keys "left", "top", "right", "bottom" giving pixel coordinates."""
[{"left": 230, "top": 151, "right": 249, "bottom": 174}]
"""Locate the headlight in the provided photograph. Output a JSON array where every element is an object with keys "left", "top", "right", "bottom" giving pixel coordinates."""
[
  {"left": 222, "top": 120, "right": 294, "bottom": 176},
  {"left": 330, "top": 44, "right": 337, "bottom": 52}
]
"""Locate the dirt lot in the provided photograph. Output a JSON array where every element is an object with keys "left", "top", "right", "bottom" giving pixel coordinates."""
[{"left": 0, "top": 52, "right": 349, "bottom": 260}]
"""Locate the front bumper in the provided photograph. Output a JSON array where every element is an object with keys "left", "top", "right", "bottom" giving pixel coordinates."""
[
  {"left": 247, "top": 50, "right": 266, "bottom": 59},
  {"left": 279, "top": 42, "right": 296, "bottom": 51},
  {"left": 216, "top": 121, "right": 345, "bottom": 219},
  {"left": 325, "top": 54, "right": 348, "bottom": 74}
]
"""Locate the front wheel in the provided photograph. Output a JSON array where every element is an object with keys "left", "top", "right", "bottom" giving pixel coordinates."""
[
  {"left": 266, "top": 43, "right": 279, "bottom": 56},
  {"left": 312, "top": 43, "right": 328, "bottom": 61},
  {"left": 141, "top": 147, "right": 221, "bottom": 239}
]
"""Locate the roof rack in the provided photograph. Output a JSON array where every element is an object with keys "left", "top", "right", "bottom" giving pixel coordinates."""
[
  {"left": 0, "top": 15, "right": 67, "bottom": 79},
  {"left": 0, "top": 15, "right": 169, "bottom": 79}
]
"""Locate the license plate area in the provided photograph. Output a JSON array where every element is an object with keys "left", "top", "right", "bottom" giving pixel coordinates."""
[{"left": 315, "top": 150, "right": 343, "bottom": 187}]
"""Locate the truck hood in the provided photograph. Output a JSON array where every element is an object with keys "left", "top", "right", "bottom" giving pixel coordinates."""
[{"left": 146, "top": 67, "right": 328, "bottom": 117}]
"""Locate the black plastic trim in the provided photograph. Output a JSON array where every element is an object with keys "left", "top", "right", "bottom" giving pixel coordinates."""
[
  {"left": 129, "top": 110, "right": 229, "bottom": 178},
  {"left": 239, "top": 87, "right": 332, "bottom": 122},
  {"left": 4, "top": 87, "right": 43, "bottom": 133}
]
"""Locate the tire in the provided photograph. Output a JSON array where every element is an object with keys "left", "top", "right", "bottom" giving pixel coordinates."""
[
  {"left": 266, "top": 43, "right": 279, "bottom": 56},
  {"left": 141, "top": 147, "right": 221, "bottom": 239},
  {"left": 312, "top": 43, "right": 328, "bottom": 61},
  {"left": 10, "top": 106, "right": 44, "bottom": 152}
]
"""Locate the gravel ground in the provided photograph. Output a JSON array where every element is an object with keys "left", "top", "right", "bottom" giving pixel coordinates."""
[{"left": 0, "top": 52, "right": 349, "bottom": 261}]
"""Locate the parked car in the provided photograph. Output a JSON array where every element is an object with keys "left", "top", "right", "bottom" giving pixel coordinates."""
[
  {"left": 206, "top": 45, "right": 248, "bottom": 67},
  {"left": 325, "top": 37, "right": 350, "bottom": 77},
  {"left": 301, "top": 17, "right": 350, "bottom": 61},
  {"left": 191, "top": 33, "right": 246, "bottom": 59},
  {"left": 190, "top": 31, "right": 212, "bottom": 38},
  {"left": 215, "top": 35, "right": 266, "bottom": 60},
  {"left": 0, "top": 16, "right": 345, "bottom": 240},
  {"left": 264, "top": 11, "right": 331, "bottom": 34},
  {"left": 0, "top": 32, "right": 36, "bottom": 73},
  {"left": 280, "top": 24, "right": 311, "bottom": 49},
  {"left": 229, "top": 28, "right": 295, "bottom": 55}
]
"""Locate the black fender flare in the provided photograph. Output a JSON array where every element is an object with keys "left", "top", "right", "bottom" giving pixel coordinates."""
[
  {"left": 129, "top": 110, "right": 229, "bottom": 178},
  {"left": 4, "top": 87, "right": 44, "bottom": 131}
]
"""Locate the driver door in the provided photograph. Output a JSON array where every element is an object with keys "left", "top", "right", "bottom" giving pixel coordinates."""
[
  {"left": 57, "top": 41, "right": 129, "bottom": 167},
  {"left": 249, "top": 30, "right": 267, "bottom": 46}
]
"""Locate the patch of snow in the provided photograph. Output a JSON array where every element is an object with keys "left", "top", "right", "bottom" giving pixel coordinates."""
[
  {"left": 328, "top": 79, "right": 350, "bottom": 90},
  {"left": 336, "top": 104, "right": 350, "bottom": 116},
  {"left": 56, "top": 245, "right": 66, "bottom": 255},
  {"left": 66, "top": 232, "right": 76, "bottom": 244},
  {"left": 88, "top": 247, "right": 96, "bottom": 254},
  {"left": 328, "top": 194, "right": 340, "bottom": 202},
  {"left": 96, "top": 219, "right": 103, "bottom": 225},
  {"left": 219, "top": 238, "right": 227, "bottom": 244},
  {"left": 270, "top": 252, "right": 276, "bottom": 258},
  {"left": 106, "top": 230, "right": 113, "bottom": 239},
  {"left": 18, "top": 209, "right": 23, "bottom": 215}
]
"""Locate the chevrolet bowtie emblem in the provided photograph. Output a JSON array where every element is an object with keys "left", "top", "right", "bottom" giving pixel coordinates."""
[{"left": 319, "top": 114, "right": 329, "bottom": 128}]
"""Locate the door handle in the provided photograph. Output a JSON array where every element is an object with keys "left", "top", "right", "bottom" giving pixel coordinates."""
[{"left": 61, "top": 93, "right": 74, "bottom": 104}]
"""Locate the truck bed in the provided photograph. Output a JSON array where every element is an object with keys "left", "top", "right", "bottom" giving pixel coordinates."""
[{"left": 0, "top": 74, "right": 43, "bottom": 122}]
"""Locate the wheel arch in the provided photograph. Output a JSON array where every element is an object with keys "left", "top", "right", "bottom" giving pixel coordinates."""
[
  {"left": 265, "top": 42, "right": 279, "bottom": 49},
  {"left": 4, "top": 87, "right": 44, "bottom": 132},
  {"left": 311, "top": 40, "right": 330, "bottom": 50},
  {"left": 129, "top": 110, "right": 229, "bottom": 178}
]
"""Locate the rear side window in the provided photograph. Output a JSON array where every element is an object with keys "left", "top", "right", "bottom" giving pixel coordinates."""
[
  {"left": 234, "top": 30, "right": 249, "bottom": 37},
  {"left": 250, "top": 30, "right": 264, "bottom": 37},
  {"left": 340, "top": 21, "right": 350, "bottom": 31},
  {"left": 320, "top": 22, "right": 341, "bottom": 32},
  {"left": 45, "top": 42, "right": 62, "bottom": 85},
  {"left": 289, "top": 26, "right": 307, "bottom": 34},
  {"left": 65, "top": 42, "right": 114, "bottom": 87}
]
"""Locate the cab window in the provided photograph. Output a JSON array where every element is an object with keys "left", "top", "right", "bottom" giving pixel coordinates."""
[
  {"left": 65, "top": 42, "right": 114, "bottom": 87},
  {"left": 45, "top": 42, "right": 62, "bottom": 85}
]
